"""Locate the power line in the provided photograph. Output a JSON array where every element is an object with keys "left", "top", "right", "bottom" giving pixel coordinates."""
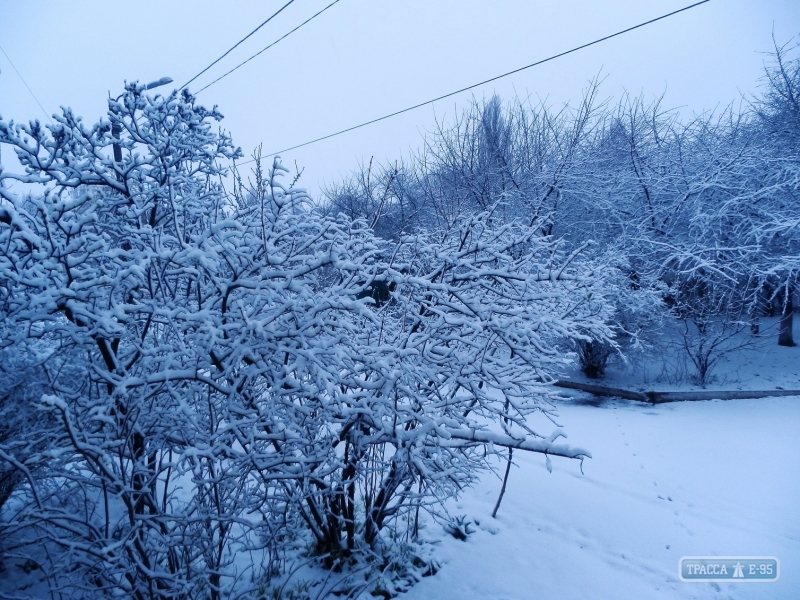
[
  {"left": 250, "top": 0, "right": 711, "bottom": 162},
  {"left": 0, "top": 44, "right": 52, "bottom": 123},
  {"left": 196, "top": 0, "right": 342, "bottom": 95},
  {"left": 181, "top": 0, "right": 296, "bottom": 91}
]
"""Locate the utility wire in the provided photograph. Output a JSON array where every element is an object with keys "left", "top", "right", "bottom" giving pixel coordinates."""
[
  {"left": 181, "top": 0, "right": 296, "bottom": 90},
  {"left": 251, "top": 0, "right": 710, "bottom": 162},
  {"left": 196, "top": 0, "right": 342, "bottom": 95},
  {"left": 0, "top": 43, "right": 52, "bottom": 123}
]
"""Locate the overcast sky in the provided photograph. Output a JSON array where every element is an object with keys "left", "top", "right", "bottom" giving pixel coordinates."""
[{"left": 1, "top": 0, "right": 798, "bottom": 197}]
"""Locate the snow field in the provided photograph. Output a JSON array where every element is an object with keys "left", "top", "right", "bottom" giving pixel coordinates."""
[{"left": 400, "top": 396, "right": 800, "bottom": 600}]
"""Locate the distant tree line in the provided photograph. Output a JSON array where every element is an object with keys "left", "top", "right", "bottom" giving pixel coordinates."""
[{"left": 324, "top": 42, "right": 800, "bottom": 384}]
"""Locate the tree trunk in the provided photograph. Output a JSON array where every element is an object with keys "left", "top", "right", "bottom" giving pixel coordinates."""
[{"left": 778, "top": 284, "right": 795, "bottom": 347}]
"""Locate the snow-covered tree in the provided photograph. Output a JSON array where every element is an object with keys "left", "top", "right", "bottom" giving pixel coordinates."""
[{"left": 746, "top": 39, "right": 800, "bottom": 346}]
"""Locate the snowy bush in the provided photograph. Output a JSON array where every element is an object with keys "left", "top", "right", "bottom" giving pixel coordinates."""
[
  {"left": 0, "top": 345, "right": 58, "bottom": 514},
  {"left": 0, "top": 84, "right": 611, "bottom": 598}
]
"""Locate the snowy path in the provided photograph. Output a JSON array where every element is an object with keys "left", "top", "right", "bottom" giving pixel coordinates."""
[{"left": 400, "top": 396, "right": 800, "bottom": 600}]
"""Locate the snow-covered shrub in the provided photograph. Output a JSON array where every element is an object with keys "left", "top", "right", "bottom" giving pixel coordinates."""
[
  {"left": 0, "top": 84, "right": 610, "bottom": 598},
  {"left": 580, "top": 253, "right": 666, "bottom": 379},
  {"left": 662, "top": 272, "right": 764, "bottom": 386},
  {"left": 0, "top": 355, "right": 53, "bottom": 513}
]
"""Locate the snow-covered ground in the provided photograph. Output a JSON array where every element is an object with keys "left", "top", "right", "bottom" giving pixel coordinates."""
[{"left": 400, "top": 334, "right": 800, "bottom": 600}]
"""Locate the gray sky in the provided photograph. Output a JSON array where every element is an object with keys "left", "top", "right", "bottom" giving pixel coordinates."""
[{"left": 1, "top": 0, "right": 798, "bottom": 197}]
